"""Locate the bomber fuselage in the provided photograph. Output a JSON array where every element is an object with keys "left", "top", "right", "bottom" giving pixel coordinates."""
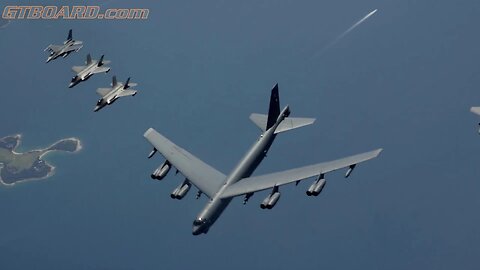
[{"left": 192, "top": 106, "right": 290, "bottom": 235}]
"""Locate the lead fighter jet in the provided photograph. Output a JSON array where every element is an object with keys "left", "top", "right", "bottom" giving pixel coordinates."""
[
  {"left": 44, "top": 29, "right": 83, "bottom": 63},
  {"left": 144, "top": 84, "right": 383, "bottom": 235},
  {"left": 69, "top": 54, "right": 111, "bottom": 88},
  {"left": 94, "top": 76, "right": 138, "bottom": 112}
]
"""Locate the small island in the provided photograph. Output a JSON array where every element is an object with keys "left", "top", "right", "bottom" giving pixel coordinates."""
[{"left": 0, "top": 134, "right": 82, "bottom": 186}]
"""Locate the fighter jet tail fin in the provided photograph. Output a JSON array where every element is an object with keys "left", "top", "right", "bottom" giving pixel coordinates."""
[
  {"left": 124, "top": 77, "right": 131, "bottom": 89},
  {"left": 98, "top": 55, "right": 105, "bottom": 66},
  {"left": 67, "top": 29, "right": 73, "bottom": 41},
  {"left": 112, "top": 76, "right": 117, "bottom": 87},
  {"left": 250, "top": 113, "right": 315, "bottom": 134},
  {"left": 266, "top": 83, "right": 280, "bottom": 130},
  {"left": 86, "top": 54, "right": 92, "bottom": 65}
]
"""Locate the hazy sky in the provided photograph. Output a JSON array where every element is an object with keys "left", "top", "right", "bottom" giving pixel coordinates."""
[{"left": 1, "top": 0, "right": 480, "bottom": 269}]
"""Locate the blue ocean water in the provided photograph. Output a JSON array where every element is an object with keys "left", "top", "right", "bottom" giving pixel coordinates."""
[{"left": 1, "top": 1, "right": 480, "bottom": 269}]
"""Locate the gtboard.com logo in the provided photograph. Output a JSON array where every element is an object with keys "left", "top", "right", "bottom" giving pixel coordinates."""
[{"left": 2, "top": 5, "right": 149, "bottom": 20}]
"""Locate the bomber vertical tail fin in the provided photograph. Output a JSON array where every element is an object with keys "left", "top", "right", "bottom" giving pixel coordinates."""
[
  {"left": 266, "top": 84, "right": 280, "bottom": 130},
  {"left": 250, "top": 83, "right": 316, "bottom": 133}
]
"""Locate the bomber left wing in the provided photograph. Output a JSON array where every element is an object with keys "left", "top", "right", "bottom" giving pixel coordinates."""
[
  {"left": 220, "top": 148, "right": 382, "bottom": 198},
  {"left": 144, "top": 128, "right": 226, "bottom": 199}
]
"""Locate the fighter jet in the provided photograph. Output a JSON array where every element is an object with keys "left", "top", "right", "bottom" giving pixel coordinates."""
[
  {"left": 44, "top": 29, "right": 83, "bottom": 63},
  {"left": 94, "top": 76, "right": 138, "bottom": 112},
  {"left": 69, "top": 54, "right": 111, "bottom": 88},
  {"left": 144, "top": 84, "right": 383, "bottom": 235},
  {"left": 471, "top": 107, "right": 480, "bottom": 133}
]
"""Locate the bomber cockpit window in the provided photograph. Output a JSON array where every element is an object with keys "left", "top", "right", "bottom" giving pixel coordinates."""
[{"left": 193, "top": 219, "right": 205, "bottom": 226}]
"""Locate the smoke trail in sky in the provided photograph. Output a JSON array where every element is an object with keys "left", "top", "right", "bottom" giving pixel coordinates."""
[{"left": 313, "top": 9, "right": 378, "bottom": 58}]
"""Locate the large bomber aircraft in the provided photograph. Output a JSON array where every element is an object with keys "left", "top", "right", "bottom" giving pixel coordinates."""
[
  {"left": 144, "top": 84, "right": 383, "bottom": 235},
  {"left": 44, "top": 29, "right": 83, "bottom": 63},
  {"left": 69, "top": 54, "right": 111, "bottom": 88}
]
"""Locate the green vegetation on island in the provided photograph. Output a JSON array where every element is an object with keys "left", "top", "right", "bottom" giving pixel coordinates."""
[{"left": 0, "top": 134, "right": 82, "bottom": 185}]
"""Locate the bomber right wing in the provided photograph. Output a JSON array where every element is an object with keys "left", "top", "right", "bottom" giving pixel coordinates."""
[
  {"left": 144, "top": 128, "right": 226, "bottom": 199},
  {"left": 220, "top": 149, "right": 382, "bottom": 199}
]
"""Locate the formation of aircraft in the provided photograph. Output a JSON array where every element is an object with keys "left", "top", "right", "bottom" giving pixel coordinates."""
[
  {"left": 44, "top": 30, "right": 138, "bottom": 110},
  {"left": 69, "top": 54, "right": 111, "bottom": 88},
  {"left": 144, "top": 84, "right": 382, "bottom": 235},
  {"left": 44, "top": 29, "right": 83, "bottom": 63},
  {"left": 94, "top": 76, "right": 138, "bottom": 112}
]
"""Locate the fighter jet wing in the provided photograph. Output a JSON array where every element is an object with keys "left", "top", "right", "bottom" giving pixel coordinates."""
[
  {"left": 72, "top": 66, "right": 86, "bottom": 73},
  {"left": 96, "top": 88, "right": 112, "bottom": 97},
  {"left": 220, "top": 149, "right": 382, "bottom": 198},
  {"left": 471, "top": 107, "right": 480, "bottom": 116},
  {"left": 44, "top": 44, "right": 62, "bottom": 52},
  {"left": 91, "top": 66, "right": 110, "bottom": 74},
  {"left": 144, "top": 128, "right": 226, "bottom": 198},
  {"left": 64, "top": 44, "right": 83, "bottom": 53},
  {"left": 117, "top": 89, "right": 137, "bottom": 98}
]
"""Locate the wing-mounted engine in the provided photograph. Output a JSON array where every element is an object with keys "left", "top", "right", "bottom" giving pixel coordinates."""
[
  {"left": 243, "top": 192, "right": 254, "bottom": 205},
  {"left": 151, "top": 160, "right": 171, "bottom": 180},
  {"left": 147, "top": 148, "right": 157, "bottom": 158},
  {"left": 171, "top": 179, "right": 191, "bottom": 199},
  {"left": 306, "top": 174, "right": 326, "bottom": 196},
  {"left": 260, "top": 186, "right": 281, "bottom": 209},
  {"left": 345, "top": 164, "right": 356, "bottom": 178}
]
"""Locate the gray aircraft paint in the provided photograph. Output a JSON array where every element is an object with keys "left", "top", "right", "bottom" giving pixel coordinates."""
[
  {"left": 44, "top": 29, "right": 83, "bottom": 63},
  {"left": 69, "top": 54, "right": 111, "bottom": 88},
  {"left": 94, "top": 76, "right": 138, "bottom": 112},
  {"left": 144, "top": 84, "right": 382, "bottom": 235}
]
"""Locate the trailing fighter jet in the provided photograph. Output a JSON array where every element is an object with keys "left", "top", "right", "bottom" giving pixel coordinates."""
[
  {"left": 94, "top": 76, "right": 138, "bottom": 112},
  {"left": 44, "top": 29, "right": 83, "bottom": 63},
  {"left": 69, "top": 54, "right": 111, "bottom": 88},
  {"left": 144, "top": 84, "right": 383, "bottom": 235},
  {"left": 470, "top": 107, "right": 480, "bottom": 133}
]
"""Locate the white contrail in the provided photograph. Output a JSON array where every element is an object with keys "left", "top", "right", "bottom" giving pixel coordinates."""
[{"left": 313, "top": 9, "right": 378, "bottom": 58}]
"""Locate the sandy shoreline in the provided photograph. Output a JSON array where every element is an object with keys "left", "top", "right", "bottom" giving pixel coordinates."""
[{"left": 0, "top": 134, "right": 82, "bottom": 186}]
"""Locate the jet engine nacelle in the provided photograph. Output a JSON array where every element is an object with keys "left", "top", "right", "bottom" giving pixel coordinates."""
[
  {"left": 171, "top": 180, "right": 191, "bottom": 199},
  {"left": 151, "top": 160, "right": 171, "bottom": 180},
  {"left": 260, "top": 192, "right": 281, "bottom": 209},
  {"left": 345, "top": 164, "right": 356, "bottom": 178},
  {"left": 306, "top": 176, "right": 326, "bottom": 196}
]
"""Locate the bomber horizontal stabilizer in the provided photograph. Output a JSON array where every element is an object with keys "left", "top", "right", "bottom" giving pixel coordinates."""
[{"left": 249, "top": 113, "right": 315, "bottom": 133}]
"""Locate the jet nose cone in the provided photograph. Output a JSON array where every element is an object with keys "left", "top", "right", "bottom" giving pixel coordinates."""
[
  {"left": 94, "top": 106, "right": 100, "bottom": 112},
  {"left": 192, "top": 226, "right": 202, "bottom": 235},
  {"left": 68, "top": 83, "right": 75, "bottom": 88}
]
